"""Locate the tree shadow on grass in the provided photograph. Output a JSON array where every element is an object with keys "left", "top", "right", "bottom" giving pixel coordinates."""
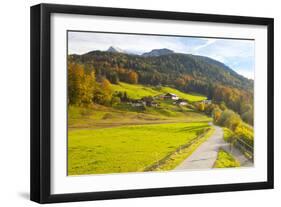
[{"left": 177, "top": 125, "right": 208, "bottom": 133}]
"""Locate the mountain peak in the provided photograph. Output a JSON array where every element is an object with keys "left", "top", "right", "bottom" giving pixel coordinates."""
[
  {"left": 142, "top": 48, "right": 174, "bottom": 57},
  {"left": 107, "top": 46, "right": 124, "bottom": 53}
]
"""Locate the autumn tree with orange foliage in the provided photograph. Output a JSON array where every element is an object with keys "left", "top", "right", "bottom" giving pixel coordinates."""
[
  {"left": 68, "top": 62, "right": 96, "bottom": 105},
  {"left": 128, "top": 71, "right": 138, "bottom": 84},
  {"left": 213, "top": 108, "right": 222, "bottom": 123}
]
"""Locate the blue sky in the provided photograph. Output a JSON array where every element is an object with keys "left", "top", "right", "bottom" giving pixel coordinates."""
[{"left": 68, "top": 31, "right": 255, "bottom": 79}]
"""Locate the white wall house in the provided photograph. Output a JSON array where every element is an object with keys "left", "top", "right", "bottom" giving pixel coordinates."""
[
  {"left": 178, "top": 101, "right": 188, "bottom": 106},
  {"left": 164, "top": 93, "right": 179, "bottom": 100}
]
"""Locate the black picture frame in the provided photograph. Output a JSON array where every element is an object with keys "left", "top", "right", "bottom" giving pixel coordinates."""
[{"left": 30, "top": 3, "right": 274, "bottom": 204}]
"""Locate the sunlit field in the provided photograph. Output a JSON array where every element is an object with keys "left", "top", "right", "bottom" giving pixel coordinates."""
[{"left": 68, "top": 122, "right": 212, "bottom": 175}]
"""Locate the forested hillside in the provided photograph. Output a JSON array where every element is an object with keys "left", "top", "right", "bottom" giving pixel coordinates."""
[{"left": 68, "top": 49, "right": 253, "bottom": 125}]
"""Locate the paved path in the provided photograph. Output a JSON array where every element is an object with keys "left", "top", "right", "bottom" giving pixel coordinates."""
[
  {"left": 174, "top": 124, "right": 253, "bottom": 171},
  {"left": 175, "top": 125, "right": 226, "bottom": 170}
]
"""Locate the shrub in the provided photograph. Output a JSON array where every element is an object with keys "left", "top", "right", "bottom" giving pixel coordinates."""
[
  {"left": 234, "top": 123, "right": 254, "bottom": 147},
  {"left": 223, "top": 128, "right": 234, "bottom": 142},
  {"left": 217, "top": 109, "right": 242, "bottom": 131},
  {"left": 111, "top": 96, "right": 121, "bottom": 106},
  {"left": 212, "top": 107, "right": 222, "bottom": 124}
]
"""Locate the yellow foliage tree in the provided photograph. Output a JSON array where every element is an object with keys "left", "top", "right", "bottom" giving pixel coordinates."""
[
  {"left": 67, "top": 62, "right": 96, "bottom": 106},
  {"left": 198, "top": 102, "right": 205, "bottom": 112},
  {"left": 100, "top": 78, "right": 113, "bottom": 105},
  {"left": 213, "top": 108, "right": 222, "bottom": 123},
  {"left": 128, "top": 71, "right": 138, "bottom": 84}
]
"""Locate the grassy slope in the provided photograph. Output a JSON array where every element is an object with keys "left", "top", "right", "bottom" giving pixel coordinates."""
[
  {"left": 111, "top": 82, "right": 161, "bottom": 99},
  {"left": 214, "top": 149, "right": 240, "bottom": 168},
  {"left": 223, "top": 127, "right": 234, "bottom": 142},
  {"left": 111, "top": 82, "right": 206, "bottom": 102},
  {"left": 159, "top": 86, "right": 206, "bottom": 102},
  {"left": 68, "top": 103, "right": 168, "bottom": 125},
  {"left": 68, "top": 102, "right": 211, "bottom": 129},
  {"left": 68, "top": 122, "right": 212, "bottom": 175}
]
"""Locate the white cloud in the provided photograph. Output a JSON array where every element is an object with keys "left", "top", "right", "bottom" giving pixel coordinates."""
[
  {"left": 68, "top": 32, "right": 189, "bottom": 55},
  {"left": 68, "top": 31, "right": 255, "bottom": 79},
  {"left": 193, "top": 39, "right": 217, "bottom": 51}
]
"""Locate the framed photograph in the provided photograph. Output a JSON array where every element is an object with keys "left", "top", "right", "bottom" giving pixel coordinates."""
[{"left": 30, "top": 3, "right": 274, "bottom": 203}]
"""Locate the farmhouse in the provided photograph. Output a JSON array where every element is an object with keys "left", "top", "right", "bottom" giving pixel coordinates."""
[
  {"left": 164, "top": 93, "right": 179, "bottom": 100},
  {"left": 174, "top": 99, "right": 188, "bottom": 106}
]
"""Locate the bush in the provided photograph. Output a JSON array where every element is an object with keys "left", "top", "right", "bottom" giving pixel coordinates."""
[
  {"left": 212, "top": 107, "right": 222, "bottom": 123},
  {"left": 111, "top": 96, "right": 121, "bottom": 106},
  {"left": 217, "top": 109, "right": 242, "bottom": 131},
  {"left": 223, "top": 128, "right": 234, "bottom": 142},
  {"left": 234, "top": 123, "right": 254, "bottom": 147},
  {"left": 242, "top": 110, "right": 254, "bottom": 125}
]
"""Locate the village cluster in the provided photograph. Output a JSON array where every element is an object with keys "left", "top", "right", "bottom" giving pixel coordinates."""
[{"left": 129, "top": 93, "right": 189, "bottom": 108}]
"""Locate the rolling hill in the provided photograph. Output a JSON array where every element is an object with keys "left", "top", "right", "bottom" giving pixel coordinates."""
[
  {"left": 111, "top": 82, "right": 206, "bottom": 102},
  {"left": 70, "top": 49, "right": 253, "bottom": 92}
]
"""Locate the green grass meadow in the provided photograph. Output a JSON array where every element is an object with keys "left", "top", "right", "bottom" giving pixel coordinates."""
[{"left": 68, "top": 122, "right": 212, "bottom": 175}]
